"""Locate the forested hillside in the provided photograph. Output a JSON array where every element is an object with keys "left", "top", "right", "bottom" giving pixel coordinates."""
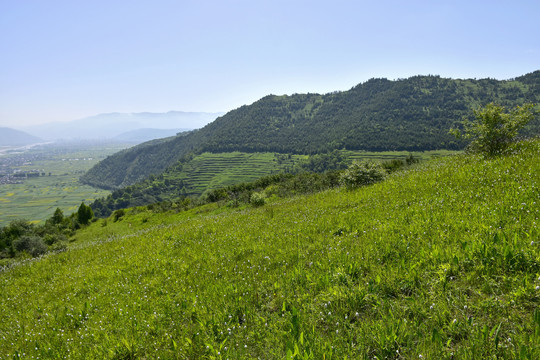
[{"left": 81, "top": 71, "right": 540, "bottom": 190}]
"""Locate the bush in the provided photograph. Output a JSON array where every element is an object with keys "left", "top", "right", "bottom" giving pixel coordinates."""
[
  {"left": 250, "top": 192, "right": 266, "bottom": 207},
  {"left": 340, "top": 161, "right": 386, "bottom": 189},
  {"left": 43, "top": 233, "right": 66, "bottom": 245},
  {"left": 113, "top": 209, "right": 126, "bottom": 222},
  {"left": 13, "top": 236, "right": 47, "bottom": 257}
]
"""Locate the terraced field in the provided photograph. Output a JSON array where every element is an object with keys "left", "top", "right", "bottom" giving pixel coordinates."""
[
  {"left": 166, "top": 152, "right": 307, "bottom": 196},
  {"left": 163, "top": 150, "right": 456, "bottom": 197}
]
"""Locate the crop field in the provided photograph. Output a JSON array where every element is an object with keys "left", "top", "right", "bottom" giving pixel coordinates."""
[
  {"left": 0, "top": 171, "right": 110, "bottom": 225},
  {"left": 1, "top": 140, "right": 539, "bottom": 358},
  {"left": 0, "top": 144, "right": 126, "bottom": 225}
]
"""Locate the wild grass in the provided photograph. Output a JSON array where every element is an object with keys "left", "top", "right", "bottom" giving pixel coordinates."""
[{"left": 1, "top": 140, "right": 539, "bottom": 359}]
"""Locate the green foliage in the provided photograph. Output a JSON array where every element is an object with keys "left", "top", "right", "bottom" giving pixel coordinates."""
[
  {"left": 451, "top": 102, "right": 538, "bottom": 156},
  {"left": 13, "top": 235, "right": 47, "bottom": 257},
  {"left": 89, "top": 150, "right": 432, "bottom": 216},
  {"left": 89, "top": 152, "right": 305, "bottom": 217},
  {"left": 339, "top": 160, "right": 386, "bottom": 189},
  {"left": 294, "top": 150, "right": 348, "bottom": 173},
  {"left": 3, "top": 139, "right": 540, "bottom": 357},
  {"left": 0, "top": 214, "right": 75, "bottom": 260},
  {"left": 250, "top": 192, "right": 266, "bottom": 206},
  {"left": 112, "top": 209, "right": 126, "bottom": 222},
  {"left": 52, "top": 208, "right": 64, "bottom": 225},
  {"left": 77, "top": 202, "right": 94, "bottom": 225},
  {"left": 202, "top": 169, "right": 346, "bottom": 208},
  {"left": 81, "top": 71, "right": 540, "bottom": 190}
]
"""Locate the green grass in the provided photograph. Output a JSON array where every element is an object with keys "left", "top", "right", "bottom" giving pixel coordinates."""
[
  {"left": 344, "top": 149, "right": 457, "bottom": 162},
  {"left": 1, "top": 140, "right": 540, "bottom": 359}
]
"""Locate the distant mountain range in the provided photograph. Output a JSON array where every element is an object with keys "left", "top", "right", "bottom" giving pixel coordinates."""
[
  {"left": 113, "top": 128, "right": 190, "bottom": 143},
  {"left": 81, "top": 71, "right": 540, "bottom": 190},
  {"left": 0, "top": 127, "right": 43, "bottom": 147},
  {"left": 18, "top": 111, "right": 224, "bottom": 141}
]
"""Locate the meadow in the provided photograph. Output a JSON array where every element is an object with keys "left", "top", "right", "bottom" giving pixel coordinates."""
[
  {"left": 0, "top": 144, "right": 125, "bottom": 225},
  {"left": 1, "top": 139, "right": 539, "bottom": 358}
]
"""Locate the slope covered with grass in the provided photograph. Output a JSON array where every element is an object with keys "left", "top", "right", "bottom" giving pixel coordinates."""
[{"left": 1, "top": 140, "right": 540, "bottom": 359}]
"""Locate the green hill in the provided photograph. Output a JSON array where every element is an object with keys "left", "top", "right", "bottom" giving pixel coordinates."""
[
  {"left": 80, "top": 71, "right": 540, "bottom": 190},
  {"left": 2, "top": 139, "right": 540, "bottom": 358}
]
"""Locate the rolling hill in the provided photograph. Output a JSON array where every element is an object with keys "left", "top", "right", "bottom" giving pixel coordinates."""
[{"left": 80, "top": 71, "right": 540, "bottom": 191}]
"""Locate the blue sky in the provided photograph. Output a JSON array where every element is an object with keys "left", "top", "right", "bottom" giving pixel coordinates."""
[{"left": 1, "top": 0, "right": 539, "bottom": 127}]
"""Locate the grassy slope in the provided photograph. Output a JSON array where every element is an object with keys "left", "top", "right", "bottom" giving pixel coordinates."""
[{"left": 1, "top": 140, "right": 540, "bottom": 359}]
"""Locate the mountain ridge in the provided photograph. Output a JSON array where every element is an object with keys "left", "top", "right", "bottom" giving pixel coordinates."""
[
  {"left": 81, "top": 71, "right": 540, "bottom": 190},
  {"left": 0, "top": 127, "right": 43, "bottom": 147}
]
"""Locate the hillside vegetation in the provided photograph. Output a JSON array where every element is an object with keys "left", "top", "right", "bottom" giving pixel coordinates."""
[
  {"left": 2, "top": 139, "right": 540, "bottom": 358},
  {"left": 89, "top": 150, "right": 449, "bottom": 217},
  {"left": 80, "top": 71, "right": 540, "bottom": 190}
]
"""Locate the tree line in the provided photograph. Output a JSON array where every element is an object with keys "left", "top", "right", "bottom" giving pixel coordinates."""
[{"left": 0, "top": 203, "right": 94, "bottom": 263}]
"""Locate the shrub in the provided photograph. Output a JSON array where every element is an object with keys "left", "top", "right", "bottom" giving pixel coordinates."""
[
  {"left": 340, "top": 161, "right": 386, "bottom": 189},
  {"left": 250, "top": 192, "right": 266, "bottom": 207},
  {"left": 13, "top": 236, "right": 47, "bottom": 257},
  {"left": 381, "top": 158, "right": 405, "bottom": 173},
  {"left": 43, "top": 233, "right": 66, "bottom": 245},
  {"left": 113, "top": 209, "right": 126, "bottom": 222}
]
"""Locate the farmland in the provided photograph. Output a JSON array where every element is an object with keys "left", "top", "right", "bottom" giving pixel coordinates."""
[{"left": 0, "top": 143, "right": 126, "bottom": 225}]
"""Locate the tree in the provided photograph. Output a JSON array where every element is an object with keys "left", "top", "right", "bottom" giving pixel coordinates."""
[
  {"left": 77, "top": 202, "right": 94, "bottom": 225},
  {"left": 450, "top": 103, "right": 537, "bottom": 156},
  {"left": 52, "top": 208, "right": 64, "bottom": 225}
]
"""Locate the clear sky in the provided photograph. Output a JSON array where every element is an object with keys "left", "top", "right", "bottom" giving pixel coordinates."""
[{"left": 1, "top": 0, "right": 539, "bottom": 127}]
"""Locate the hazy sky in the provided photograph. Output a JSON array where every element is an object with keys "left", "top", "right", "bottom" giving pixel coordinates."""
[{"left": 1, "top": 0, "right": 539, "bottom": 127}]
